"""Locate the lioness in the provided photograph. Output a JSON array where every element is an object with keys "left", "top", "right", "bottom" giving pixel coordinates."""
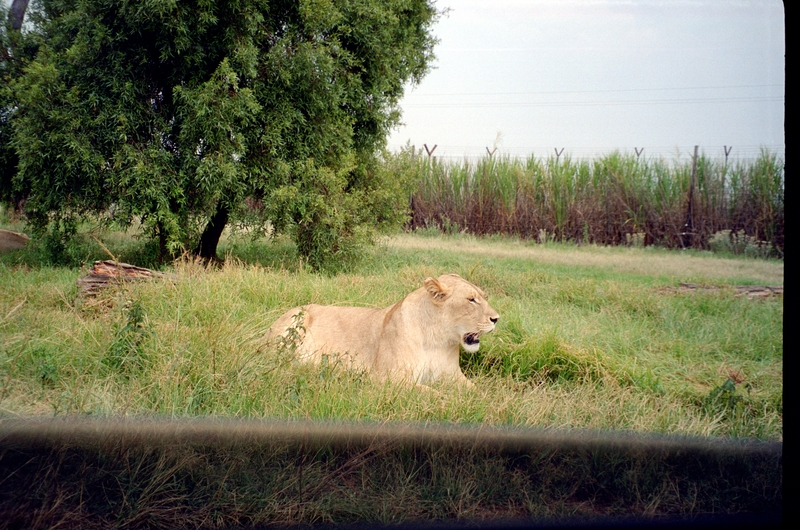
[{"left": 266, "top": 274, "right": 499, "bottom": 386}]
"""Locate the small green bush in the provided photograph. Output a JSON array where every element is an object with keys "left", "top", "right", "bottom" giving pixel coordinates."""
[{"left": 708, "top": 229, "right": 775, "bottom": 258}]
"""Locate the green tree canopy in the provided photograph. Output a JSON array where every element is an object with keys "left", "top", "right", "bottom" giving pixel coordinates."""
[{"left": 1, "top": 0, "right": 439, "bottom": 268}]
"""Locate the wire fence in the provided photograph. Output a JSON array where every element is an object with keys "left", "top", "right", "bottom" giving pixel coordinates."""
[{"left": 388, "top": 144, "right": 786, "bottom": 163}]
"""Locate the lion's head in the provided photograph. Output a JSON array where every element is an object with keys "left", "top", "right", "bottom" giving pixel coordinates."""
[{"left": 423, "top": 274, "right": 499, "bottom": 354}]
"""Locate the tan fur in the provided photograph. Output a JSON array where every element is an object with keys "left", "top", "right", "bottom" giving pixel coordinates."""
[{"left": 265, "top": 274, "right": 499, "bottom": 386}]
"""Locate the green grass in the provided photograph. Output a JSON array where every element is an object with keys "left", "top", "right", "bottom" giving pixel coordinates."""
[
  {"left": 0, "top": 227, "right": 783, "bottom": 526},
  {"left": 0, "top": 228, "right": 782, "bottom": 440}
]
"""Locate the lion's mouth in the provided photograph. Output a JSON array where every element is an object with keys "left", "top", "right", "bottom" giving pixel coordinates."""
[
  {"left": 461, "top": 333, "right": 482, "bottom": 353},
  {"left": 463, "top": 333, "right": 481, "bottom": 346}
]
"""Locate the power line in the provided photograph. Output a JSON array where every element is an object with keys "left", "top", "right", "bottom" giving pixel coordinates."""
[
  {"left": 402, "top": 96, "right": 783, "bottom": 109},
  {"left": 404, "top": 84, "right": 784, "bottom": 98}
]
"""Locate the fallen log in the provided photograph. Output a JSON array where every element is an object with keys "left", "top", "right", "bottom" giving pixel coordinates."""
[
  {"left": 77, "top": 260, "right": 174, "bottom": 297},
  {"left": 0, "top": 229, "right": 30, "bottom": 253}
]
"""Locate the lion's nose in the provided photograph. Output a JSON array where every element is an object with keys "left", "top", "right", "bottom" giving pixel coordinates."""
[{"left": 490, "top": 316, "right": 499, "bottom": 324}]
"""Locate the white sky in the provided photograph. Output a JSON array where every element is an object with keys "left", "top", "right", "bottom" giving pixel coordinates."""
[{"left": 387, "top": 0, "right": 785, "bottom": 161}]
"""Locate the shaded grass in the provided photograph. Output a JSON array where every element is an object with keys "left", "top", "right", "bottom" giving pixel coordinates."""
[{"left": 0, "top": 418, "right": 782, "bottom": 529}]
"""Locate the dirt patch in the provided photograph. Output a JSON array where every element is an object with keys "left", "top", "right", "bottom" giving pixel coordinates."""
[{"left": 656, "top": 283, "right": 783, "bottom": 299}]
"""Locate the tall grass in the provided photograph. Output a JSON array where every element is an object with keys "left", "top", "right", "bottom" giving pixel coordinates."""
[
  {"left": 0, "top": 230, "right": 782, "bottom": 526},
  {"left": 0, "top": 235, "right": 783, "bottom": 438},
  {"left": 407, "top": 149, "right": 784, "bottom": 256}
]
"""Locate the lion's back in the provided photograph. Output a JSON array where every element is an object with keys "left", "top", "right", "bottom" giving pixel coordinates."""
[{"left": 267, "top": 304, "right": 388, "bottom": 366}]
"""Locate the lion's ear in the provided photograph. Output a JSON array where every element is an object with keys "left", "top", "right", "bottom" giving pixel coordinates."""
[{"left": 424, "top": 277, "right": 452, "bottom": 303}]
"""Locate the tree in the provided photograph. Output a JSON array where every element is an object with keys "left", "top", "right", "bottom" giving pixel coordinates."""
[
  {"left": 2, "top": 1, "right": 35, "bottom": 214},
  {"left": 2, "top": 0, "right": 439, "bottom": 267}
]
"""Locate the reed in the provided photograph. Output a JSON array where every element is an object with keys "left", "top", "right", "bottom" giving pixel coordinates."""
[{"left": 406, "top": 149, "right": 784, "bottom": 256}]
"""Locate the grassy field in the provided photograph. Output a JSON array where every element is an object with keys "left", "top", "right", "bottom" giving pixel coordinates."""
[
  {"left": 0, "top": 225, "right": 783, "bottom": 439},
  {"left": 0, "top": 223, "right": 784, "bottom": 526}
]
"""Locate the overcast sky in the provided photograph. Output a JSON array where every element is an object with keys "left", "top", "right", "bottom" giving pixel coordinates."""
[
  {"left": 387, "top": 0, "right": 785, "bottom": 161},
  {"left": 4, "top": 0, "right": 784, "bottom": 161}
]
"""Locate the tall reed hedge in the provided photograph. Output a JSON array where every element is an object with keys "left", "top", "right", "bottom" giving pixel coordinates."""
[{"left": 404, "top": 149, "right": 784, "bottom": 256}]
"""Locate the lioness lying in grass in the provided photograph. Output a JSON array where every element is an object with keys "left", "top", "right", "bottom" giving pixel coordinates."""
[{"left": 266, "top": 274, "right": 499, "bottom": 386}]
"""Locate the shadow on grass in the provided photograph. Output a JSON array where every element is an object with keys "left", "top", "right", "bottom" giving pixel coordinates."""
[
  {"left": 0, "top": 417, "right": 782, "bottom": 529},
  {"left": 0, "top": 224, "right": 302, "bottom": 272}
]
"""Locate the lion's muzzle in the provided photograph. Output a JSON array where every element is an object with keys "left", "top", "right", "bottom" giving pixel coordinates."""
[{"left": 461, "top": 315, "right": 498, "bottom": 353}]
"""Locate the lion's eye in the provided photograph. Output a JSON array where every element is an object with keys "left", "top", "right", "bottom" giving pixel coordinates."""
[{"left": 468, "top": 297, "right": 477, "bottom": 304}]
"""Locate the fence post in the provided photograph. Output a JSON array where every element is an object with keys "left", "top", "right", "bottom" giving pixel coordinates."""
[
  {"left": 605, "top": 178, "right": 610, "bottom": 243},
  {"left": 423, "top": 143, "right": 437, "bottom": 163},
  {"left": 721, "top": 146, "right": 732, "bottom": 225},
  {"left": 682, "top": 145, "right": 699, "bottom": 248}
]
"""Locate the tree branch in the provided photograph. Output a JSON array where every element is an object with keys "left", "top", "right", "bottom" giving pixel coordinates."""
[{"left": 9, "top": 0, "right": 30, "bottom": 31}]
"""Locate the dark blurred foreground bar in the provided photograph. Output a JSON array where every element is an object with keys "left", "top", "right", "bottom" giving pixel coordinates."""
[{"left": 0, "top": 417, "right": 782, "bottom": 529}]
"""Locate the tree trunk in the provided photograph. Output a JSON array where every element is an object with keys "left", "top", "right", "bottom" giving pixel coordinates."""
[
  {"left": 156, "top": 221, "right": 169, "bottom": 263},
  {"left": 9, "top": 0, "right": 30, "bottom": 31},
  {"left": 196, "top": 201, "right": 229, "bottom": 261}
]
